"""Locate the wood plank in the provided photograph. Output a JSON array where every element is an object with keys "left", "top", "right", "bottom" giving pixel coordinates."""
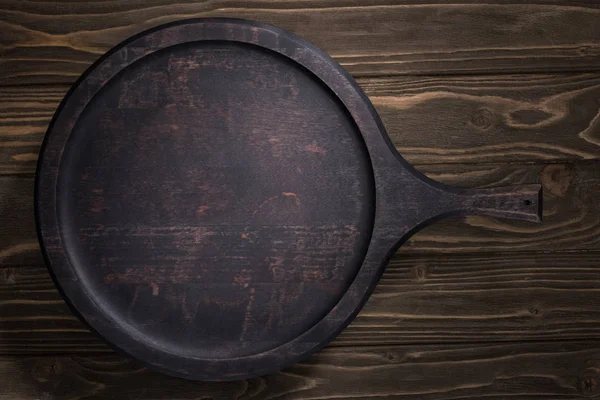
[
  {"left": 3, "top": 73, "right": 600, "bottom": 174},
  {"left": 342, "top": 251, "right": 600, "bottom": 345},
  {"left": 369, "top": 73, "right": 600, "bottom": 165},
  {"left": 0, "top": 175, "right": 42, "bottom": 267},
  {"left": 2, "top": 161, "right": 599, "bottom": 269},
  {"left": 1, "top": 2, "right": 600, "bottom": 85},
  {"left": 3, "top": 251, "right": 600, "bottom": 353},
  {"left": 0, "top": 86, "right": 61, "bottom": 175},
  {"left": 0, "top": 266, "right": 104, "bottom": 354},
  {"left": 3, "top": 342, "right": 600, "bottom": 399}
]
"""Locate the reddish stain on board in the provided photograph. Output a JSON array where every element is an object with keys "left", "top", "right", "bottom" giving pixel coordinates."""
[
  {"left": 302, "top": 269, "right": 331, "bottom": 282},
  {"left": 282, "top": 192, "right": 300, "bottom": 206},
  {"left": 305, "top": 144, "right": 327, "bottom": 154},
  {"left": 196, "top": 205, "right": 210, "bottom": 215},
  {"left": 90, "top": 197, "right": 105, "bottom": 212},
  {"left": 150, "top": 282, "right": 160, "bottom": 296},
  {"left": 233, "top": 271, "right": 251, "bottom": 285}
]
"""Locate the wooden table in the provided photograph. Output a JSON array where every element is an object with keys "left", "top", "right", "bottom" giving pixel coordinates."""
[{"left": 2, "top": 1, "right": 600, "bottom": 398}]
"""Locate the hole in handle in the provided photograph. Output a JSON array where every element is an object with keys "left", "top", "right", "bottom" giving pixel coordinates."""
[{"left": 457, "top": 184, "right": 543, "bottom": 223}]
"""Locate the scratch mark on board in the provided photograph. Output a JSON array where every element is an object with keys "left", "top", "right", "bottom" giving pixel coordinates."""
[{"left": 240, "top": 287, "right": 256, "bottom": 342}]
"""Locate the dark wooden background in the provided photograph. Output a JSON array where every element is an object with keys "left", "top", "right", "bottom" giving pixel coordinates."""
[{"left": 1, "top": 1, "right": 600, "bottom": 398}]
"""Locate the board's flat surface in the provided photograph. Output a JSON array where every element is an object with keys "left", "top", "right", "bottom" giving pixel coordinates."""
[
  {"left": 53, "top": 38, "right": 373, "bottom": 360},
  {"left": 1, "top": 0, "right": 600, "bottom": 398}
]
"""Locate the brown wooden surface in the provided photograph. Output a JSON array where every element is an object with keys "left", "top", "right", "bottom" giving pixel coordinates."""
[
  {"left": 1, "top": 0, "right": 599, "bottom": 397},
  {"left": 2, "top": 1, "right": 600, "bottom": 85},
  {"left": 3, "top": 342, "right": 600, "bottom": 399}
]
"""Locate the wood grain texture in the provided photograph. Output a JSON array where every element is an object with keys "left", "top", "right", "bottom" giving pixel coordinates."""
[
  {"left": 343, "top": 251, "right": 600, "bottom": 346},
  {"left": 2, "top": 161, "right": 598, "bottom": 270},
  {"left": 3, "top": 342, "right": 600, "bottom": 399},
  {"left": 1, "top": 2, "right": 600, "bottom": 85},
  {"left": 0, "top": 175, "right": 41, "bottom": 267},
  {"left": 0, "top": 86, "right": 61, "bottom": 175},
  {"left": 369, "top": 73, "right": 600, "bottom": 165},
  {"left": 3, "top": 73, "right": 600, "bottom": 175},
  {"left": 3, "top": 251, "right": 600, "bottom": 353}
]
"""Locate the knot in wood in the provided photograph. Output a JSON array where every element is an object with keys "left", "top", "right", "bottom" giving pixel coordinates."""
[
  {"left": 581, "top": 376, "right": 598, "bottom": 396},
  {"left": 32, "top": 357, "right": 63, "bottom": 384},
  {"left": 2, "top": 267, "right": 15, "bottom": 284},
  {"left": 413, "top": 265, "right": 428, "bottom": 281},
  {"left": 541, "top": 164, "right": 574, "bottom": 197},
  {"left": 528, "top": 307, "right": 540, "bottom": 315},
  {"left": 471, "top": 108, "right": 494, "bottom": 130}
]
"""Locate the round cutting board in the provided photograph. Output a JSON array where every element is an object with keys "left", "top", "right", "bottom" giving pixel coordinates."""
[{"left": 36, "top": 18, "right": 542, "bottom": 380}]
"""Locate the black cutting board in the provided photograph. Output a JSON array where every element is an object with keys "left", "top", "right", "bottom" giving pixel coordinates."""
[{"left": 36, "top": 18, "right": 542, "bottom": 381}]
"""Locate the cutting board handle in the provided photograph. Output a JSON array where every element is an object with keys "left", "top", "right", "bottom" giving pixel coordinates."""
[
  {"left": 454, "top": 184, "right": 543, "bottom": 222},
  {"left": 396, "top": 182, "right": 543, "bottom": 247}
]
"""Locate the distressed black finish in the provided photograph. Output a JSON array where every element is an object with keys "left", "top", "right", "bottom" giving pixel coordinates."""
[{"left": 35, "top": 19, "right": 542, "bottom": 381}]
